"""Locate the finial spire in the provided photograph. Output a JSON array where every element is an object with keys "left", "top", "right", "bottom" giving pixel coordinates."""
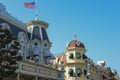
[
  {"left": 35, "top": 14, "right": 39, "bottom": 20},
  {"left": 35, "top": 0, "right": 38, "bottom": 20},
  {"left": 74, "top": 34, "right": 77, "bottom": 40}
]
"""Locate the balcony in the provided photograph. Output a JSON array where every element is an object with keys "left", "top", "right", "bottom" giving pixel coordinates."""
[{"left": 16, "top": 60, "right": 64, "bottom": 80}]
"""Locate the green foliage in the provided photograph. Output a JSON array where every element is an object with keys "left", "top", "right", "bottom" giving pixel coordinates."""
[{"left": 0, "top": 24, "right": 22, "bottom": 80}]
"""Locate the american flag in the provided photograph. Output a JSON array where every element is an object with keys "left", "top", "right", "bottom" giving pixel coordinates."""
[{"left": 24, "top": 2, "right": 35, "bottom": 9}]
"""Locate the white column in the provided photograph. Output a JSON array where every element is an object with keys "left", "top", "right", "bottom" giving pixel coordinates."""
[
  {"left": 35, "top": 76, "right": 38, "bottom": 80},
  {"left": 17, "top": 73, "right": 20, "bottom": 80}
]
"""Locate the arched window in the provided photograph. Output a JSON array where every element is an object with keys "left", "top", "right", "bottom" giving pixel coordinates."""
[
  {"left": 18, "top": 32, "right": 27, "bottom": 58},
  {"left": 33, "top": 26, "right": 40, "bottom": 37},
  {"left": 68, "top": 69, "right": 74, "bottom": 76},
  {"left": 76, "top": 53, "right": 81, "bottom": 59},
  {"left": 77, "top": 68, "right": 82, "bottom": 77},
  {"left": 69, "top": 53, "right": 74, "bottom": 59}
]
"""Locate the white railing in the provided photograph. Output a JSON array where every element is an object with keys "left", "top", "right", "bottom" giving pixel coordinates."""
[{"left": 16, "top": 61, "right": 64, "bottom": 80}]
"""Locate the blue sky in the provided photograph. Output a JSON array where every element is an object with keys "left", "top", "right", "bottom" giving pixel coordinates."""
[{"left": 0, "top": 0, "right": 120, "bottom": 75}]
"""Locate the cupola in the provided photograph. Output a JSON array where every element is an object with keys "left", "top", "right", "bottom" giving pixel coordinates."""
[
  {"left": 67, "top": 40, "right": 85, "bottom": 49},
  {"left": 66, "top": 35, "right": 85, "bottom": 49}
]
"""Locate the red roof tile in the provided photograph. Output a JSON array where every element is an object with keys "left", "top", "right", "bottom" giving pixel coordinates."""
[{"left": 67, "top": 40, "right": 85, "bottom": 48}]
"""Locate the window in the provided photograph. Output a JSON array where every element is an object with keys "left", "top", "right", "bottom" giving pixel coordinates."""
[
  {"left": 68, "top": 69, "right": 74, "bottom": 76},
  {"left": 69, "top": 53, "right": 74, "bottom": 59},
  {"left": 33, "top": 26, "right": 40, "bottom": 37},
  {"left": 77, "top": 68, "right": 82, "bottom": 77},
  {"left": 76, "top": 53, "right": 81, "bottom": 59},
  {"left": 18, "top": 32, "right": 27, "bottom": 58},
  {"left": 84, "top": 69, "right": 87, "bottom": 75}
]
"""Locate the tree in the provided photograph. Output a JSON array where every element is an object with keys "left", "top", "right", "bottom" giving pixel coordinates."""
[{"left": 0, "top": 24, "right": 22, "bottom": 80}]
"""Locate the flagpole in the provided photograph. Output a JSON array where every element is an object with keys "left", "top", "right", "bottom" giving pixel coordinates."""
[{"left": 35, "top": 0, "right": 38, "bottom": 20}]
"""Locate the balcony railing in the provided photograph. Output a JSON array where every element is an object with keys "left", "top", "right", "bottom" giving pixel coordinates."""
[{"left": 16, "top": 60, "right": 64, "bottom": 80}]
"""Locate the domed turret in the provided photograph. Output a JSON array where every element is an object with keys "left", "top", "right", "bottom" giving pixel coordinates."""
[
  {"left": 25, "top": 20, "right": 49, "bottom": 41},
  {"left": 67, "top": 40, "right": 85, "bottom": 49},
  {"left": 66, "top": 35, "right": 85, "bottom": 49}
]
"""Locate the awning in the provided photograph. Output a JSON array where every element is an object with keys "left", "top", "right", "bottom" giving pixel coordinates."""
[
  {"left": 43, "top": 50, "right": 51, "bottom": 58},
  {"left": 50, "top": 53, "right": 56, "bottom": 59},
  {"left": 43, "top": 50, "right": 56, "bottom": 59}
]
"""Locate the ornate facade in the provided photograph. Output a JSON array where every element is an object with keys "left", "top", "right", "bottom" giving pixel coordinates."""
[
  {"left": 0, "top": 2, "right": 119, "bottom": 80},
  {"left": 56, "top": 37, "right": 119, "bottom": 80},
  {"left": 0, "top": 3, "right": 64, "bottom": 80}
]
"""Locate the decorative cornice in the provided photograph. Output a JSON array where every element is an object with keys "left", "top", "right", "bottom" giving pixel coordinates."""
[
  {"left": 65, "top": 47, "right": 87, "bottom": 53},
  {"left": 25, "top": 20, "right": 49, "bottom": 29}
]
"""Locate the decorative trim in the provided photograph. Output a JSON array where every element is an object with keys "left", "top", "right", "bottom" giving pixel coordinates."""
[
  {"left": 51, "top": 71, "right": 57, "bottom": 77},
  {"left": 39, "top": 69, "right": 50, "bottom": 75},
  {"left": 25, "top": 20, "right": 48, "bottom": 29},
  {"left": 22, "top": 64, "right": 36, "bottom": 72}
]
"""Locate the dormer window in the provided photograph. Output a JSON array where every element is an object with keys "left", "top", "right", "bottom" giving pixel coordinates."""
[
  {"left": 33, "top": 26, "right": 40, "bottom": 37},
  {"left": 18, "top": 32, "right": 27, "bottom": 58}
]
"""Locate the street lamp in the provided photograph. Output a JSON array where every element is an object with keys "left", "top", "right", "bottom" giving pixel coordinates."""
[
  {"left": 35, "top": 56, "right": 39, "bottom": 80},
  {"left": 86, "top": 60, "right": 91, "bottom": 80}
]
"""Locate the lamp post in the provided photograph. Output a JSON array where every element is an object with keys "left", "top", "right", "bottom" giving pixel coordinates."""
[
  {"left": 35, "top": 56, "right": 39, "bottom": 80},
  {"left": 73, "top": 73, "right": 77, "bottom": 80},
  {"left": 86, "top": 59, "right": 91, "bottom": 80},
  {"left": 17, "top": 61, "right": 20, "bottom": 80},
  {"left": 17, "top": 50, "right": 22, "bottom": 80}
]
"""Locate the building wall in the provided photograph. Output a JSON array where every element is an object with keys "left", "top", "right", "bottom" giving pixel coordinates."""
[{"left": 56, "top": 40, "right": 119, "bottom": 80}]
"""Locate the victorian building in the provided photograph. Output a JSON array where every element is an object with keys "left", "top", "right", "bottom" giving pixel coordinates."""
[
  {"left": 0, "top": 2, "right": 119, "bottom": 80},
  {"left": 0, "top": 3, "right": 64, "bottom": 80},
  {"left": 56, "top": 37, "right": 119, "bottom": 80}
]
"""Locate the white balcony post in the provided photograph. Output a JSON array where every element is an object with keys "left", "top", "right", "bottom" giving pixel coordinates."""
[{"left": 17, "top": 73, "right": 20, "bottom": 80}]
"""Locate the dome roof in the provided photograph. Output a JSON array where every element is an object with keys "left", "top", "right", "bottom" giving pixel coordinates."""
[{"left": 67, "top": 40, "right": 85, "bottom": 49}]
